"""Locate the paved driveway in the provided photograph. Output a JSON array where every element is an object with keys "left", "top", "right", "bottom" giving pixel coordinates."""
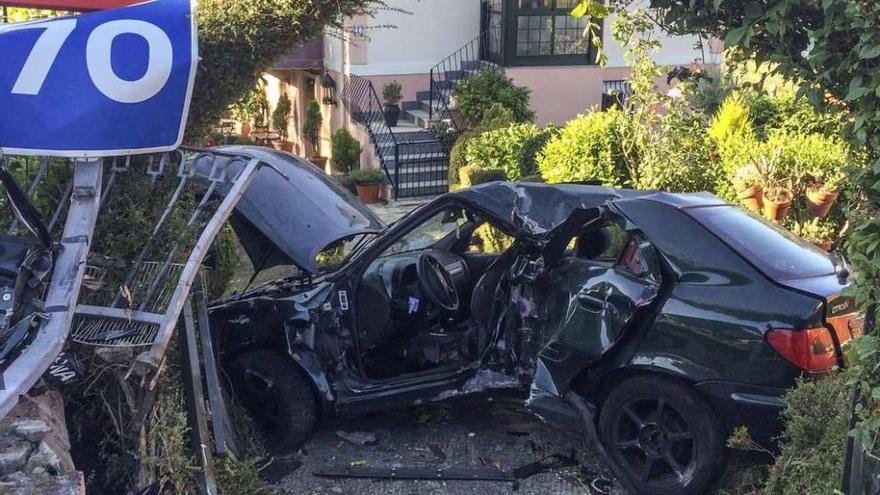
[{"left": 270, "top": 393, "right": 619, "bottom": 495}]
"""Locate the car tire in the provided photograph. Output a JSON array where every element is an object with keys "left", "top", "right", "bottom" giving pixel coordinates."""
[
  {"left": 230, "top": 350, "right": 317, "bottom": 452},
  {"left": 598, "top": 375, "right": 726, "bottom": 495}
]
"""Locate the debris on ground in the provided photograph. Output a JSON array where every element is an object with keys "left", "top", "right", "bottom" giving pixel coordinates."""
[
  {"left": 335, "top": 431, "right": 379, "bottom": 446},
  {"left": 277, "top": 394, "right": 616, "bottom": 495}
]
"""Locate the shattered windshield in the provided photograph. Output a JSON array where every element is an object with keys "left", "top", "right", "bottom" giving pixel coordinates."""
[
  {"left": 381, "top": 207, "right": 470, "bottom": 257},
  {"left": 316, "top": 232, "right": 381, "bottom": 271}
]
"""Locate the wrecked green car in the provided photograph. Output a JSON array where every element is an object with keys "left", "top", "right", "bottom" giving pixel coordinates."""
[{"left": 210, "top": 149, "right": 860, "bottom": 495}]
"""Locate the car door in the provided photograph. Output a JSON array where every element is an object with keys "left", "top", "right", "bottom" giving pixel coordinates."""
[{"left": 534, "top": 230, "right": 663, "bottom": 393}]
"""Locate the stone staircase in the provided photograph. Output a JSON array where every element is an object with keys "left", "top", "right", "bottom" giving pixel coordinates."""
[{"left": 342, "top": 50, "right": 499, "bottom": 198}]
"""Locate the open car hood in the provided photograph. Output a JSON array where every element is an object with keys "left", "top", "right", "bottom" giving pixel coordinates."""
[{"left": 195, "top": 146, "right": 385, "bottom": 274}]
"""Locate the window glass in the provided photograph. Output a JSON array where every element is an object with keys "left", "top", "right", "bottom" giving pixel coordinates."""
[
  {"left": 514, "top": 0, "right": 589, "bottom": 57},
  {"left": 519, "top": 0, "right": 553, "bottom": 8},
  {"left": 469, "top": 223, "right": 515, "bottom": 254},
  {"left": 381, "top": 207, "right": 469, "bottom": 257},
  {"left": 516, "top": 16, "right": 553, "bottom": 56},
  {"left": 688, "top": 206, "right": 834, "bottom": 281},
  {"left": 553, "top": 15, "right": 588, "bottom": 54}
]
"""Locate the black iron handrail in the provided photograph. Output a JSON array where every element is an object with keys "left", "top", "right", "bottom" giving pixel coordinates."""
[
  {"left": 341, "top": 75, "right": 450, "bottom": 199},
  {"left": 428, "top": 23, "right": 503, "bottom": 135},
  {"left": 340, "top": 74, "right": 399, "bottom": 192}
]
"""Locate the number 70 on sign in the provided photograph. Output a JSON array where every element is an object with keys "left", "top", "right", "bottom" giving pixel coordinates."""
[{"left": 6, "top": 17, "right": 175, "bottom": 104}]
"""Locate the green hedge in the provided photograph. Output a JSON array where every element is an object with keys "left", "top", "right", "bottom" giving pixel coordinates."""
[
  {"left": 636, "top": 103, "right": 718, "bottom": 193},
  {"left": 537, "top": 109, "right": 628, "bottom": 186},
  {"left": 459, "top": 165, "right": 506, "bottom": 187},
  {"left": 448, "top": 104, "right": 517, "bottom": 185},
  {"left": 517, "top": 125, "right": 559, "bottom": 181},
  {"left": 464, "top": 123, "right": 540, "bottom": 181}
]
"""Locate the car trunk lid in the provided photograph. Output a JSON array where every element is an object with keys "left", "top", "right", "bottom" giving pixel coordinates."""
[{"left": 782, "top": 274, "right": 864, "bottom": 348}]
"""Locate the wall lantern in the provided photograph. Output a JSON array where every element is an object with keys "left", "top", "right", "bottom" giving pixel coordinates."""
[{"left": 321, "top": 73, "right": 338, "bottom": 106}]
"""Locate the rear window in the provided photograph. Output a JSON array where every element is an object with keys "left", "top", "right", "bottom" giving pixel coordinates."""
[{"left": 687, "top": 206, "right": 834, "bottom": 281}]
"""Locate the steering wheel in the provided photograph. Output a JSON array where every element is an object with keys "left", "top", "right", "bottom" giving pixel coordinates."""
[{"left": 416, "top": 252, "right": 460, "bottom": 313}]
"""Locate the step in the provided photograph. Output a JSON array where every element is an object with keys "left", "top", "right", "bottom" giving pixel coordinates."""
[
  {"left": 385, "top": 152, "right": 448, "bottom": 163},
  {"left": 378, "top": 136, "right": 447, "bottom": 151},
  {"left": 402, "top": 109, "right": 440, "bottom": 130}
]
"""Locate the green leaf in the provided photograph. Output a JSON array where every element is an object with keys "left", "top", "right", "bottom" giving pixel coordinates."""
[
  {"left": 860, "top": 44, "right": 880, "bottom": 60},
  {"left": 725, "top": 26, "right": 747, "bottom": 46},
  {"left": 846, "top": 76, "right": 868, "bottom": 101},
  {"left": 570, "top": 1, "right": 588, "bottom": 17}
]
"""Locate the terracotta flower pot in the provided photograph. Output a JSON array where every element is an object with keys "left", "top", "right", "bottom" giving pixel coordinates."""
[
  {"left": 805, "top": 186, "right": 840, "bottom": 219},
  {"left": 356, "top": 184, "right": 381, "bottom": 204},
  {"left": 736, "top": 184, "right": 764, "bottom": 212},
  {"left": 274, "top": 140, "right": 294, "bottom": 153},
  {"left": 309, "top": 156, "right": 329, "bottom": 172},
  {"left": 763, "top": 188, "right": 793, "bottom": 223}
]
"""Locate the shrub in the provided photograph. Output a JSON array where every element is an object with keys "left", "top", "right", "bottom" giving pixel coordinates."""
[
  {"left": 453, "top": 69, "right": 534, "bottom": 124},
  {"left": 636, "top": 103, "right": 718, "bottom": 192},
  {"left": 449, "top": 130, "right": 479, "bottom": 185},
  {"left": 537, "top": 109, "right": 628, "bottom": 186},
  {"left": 348, "top": 168, "right": 385, "bottom": 185},
  {"left": 465, "top": 123, "right": 540, "bottom": 181},
  {"left": 517, "top": 125, "right": 559, "bottom": 180},
  {"left": 459, "top": 165, "right": 506, "bottom": 187},
  {"left": 762, "top": 370, "right": 851, "bottom": 494},
  {"left": 302, "top": 100, "right": 323, "bottom": 155},
  {"left": 448, "top": 104, "right": 517, "bottom": 185},
  {"left": 272, "top": 93, "right": 291, "bottom": 137},
  {"left": 331, "top": 128, "right": 362, "bottom": 173},
  {"left": 708, "top": 93, "right": 753, "bottom": 144},
  {"left": 519, "top": 174, "right": 545, "bottom": 183}
]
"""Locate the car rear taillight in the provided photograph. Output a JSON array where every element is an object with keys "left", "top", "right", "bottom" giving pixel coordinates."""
[{"left": 766, "top": 327, "right": 837, "bottom": 372}]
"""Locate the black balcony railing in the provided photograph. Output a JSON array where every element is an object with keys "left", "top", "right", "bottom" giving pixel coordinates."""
[{"left": 428, "top": 23, "right": 503, "bottom": 136}]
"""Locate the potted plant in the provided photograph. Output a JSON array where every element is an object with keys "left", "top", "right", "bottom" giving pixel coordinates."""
[
  {"left": 302, "top": 100, "right": 326, "bottom": 169},
  {"left": 383, "top": 81, "right": 403, "bottom": 127},
  {"left": 756, "top": 151, "right": 793, "bottom": 223},
  {"left": 795, "top": 218, "right": 837, "bottom": 251},
  {"left": 272, "top": 93, "right": 293, "bottom": 152},
  {"left": 349, "top": 168, "right": 386, "bottom": 204},
  {"left": 732, "top": 164, "right": 763, "bottom": 212},
  {"left": 331, "top": 128, "right": 362, "bottom": 174},
  {"left": 805, "top": 168, "right": 845, "bottom": 219}
]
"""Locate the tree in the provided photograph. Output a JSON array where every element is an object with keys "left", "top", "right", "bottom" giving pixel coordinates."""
[{"left": 189, "top": 0, "right": 382, "bottom": 137}]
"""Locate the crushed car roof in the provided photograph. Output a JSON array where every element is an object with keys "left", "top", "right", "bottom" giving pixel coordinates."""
[
  {"left": 450, "top": 181, "right": 724, "bottom": 237},
  {"left": 195, "top": 146, "right": 385, "bottom": 274}
]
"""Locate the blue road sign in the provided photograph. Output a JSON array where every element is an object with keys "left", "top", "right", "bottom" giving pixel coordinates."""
[{"left": 0, "top": 0, "right": 197, "bottom": 157}]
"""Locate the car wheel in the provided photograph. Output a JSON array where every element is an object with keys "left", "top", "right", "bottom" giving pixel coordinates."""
[
  {"left": 230, "top": 350, "right": 317, "bottom": 451},
  {"left": 598, "top": 375, "right": 726, "bottom": 495}
]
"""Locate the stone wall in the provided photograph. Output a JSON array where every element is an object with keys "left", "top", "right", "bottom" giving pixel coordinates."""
[{"left": 0, "top": 389, "right": 83, "bottom": 494}]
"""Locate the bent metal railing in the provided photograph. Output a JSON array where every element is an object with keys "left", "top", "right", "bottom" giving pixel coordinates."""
[
  {"left": 341, "top": 75, "right": 449, "bottom": 199},
  {"left": 0, "top": 148, "right": 273, "bottom": 418}
]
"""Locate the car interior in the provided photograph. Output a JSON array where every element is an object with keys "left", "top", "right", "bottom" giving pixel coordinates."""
[
  {"left": 351, "top": 204, "right": 652, "bottom": 380},
  {"left": 354, "top": 205, "right": 519, "bottom": 378}
]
